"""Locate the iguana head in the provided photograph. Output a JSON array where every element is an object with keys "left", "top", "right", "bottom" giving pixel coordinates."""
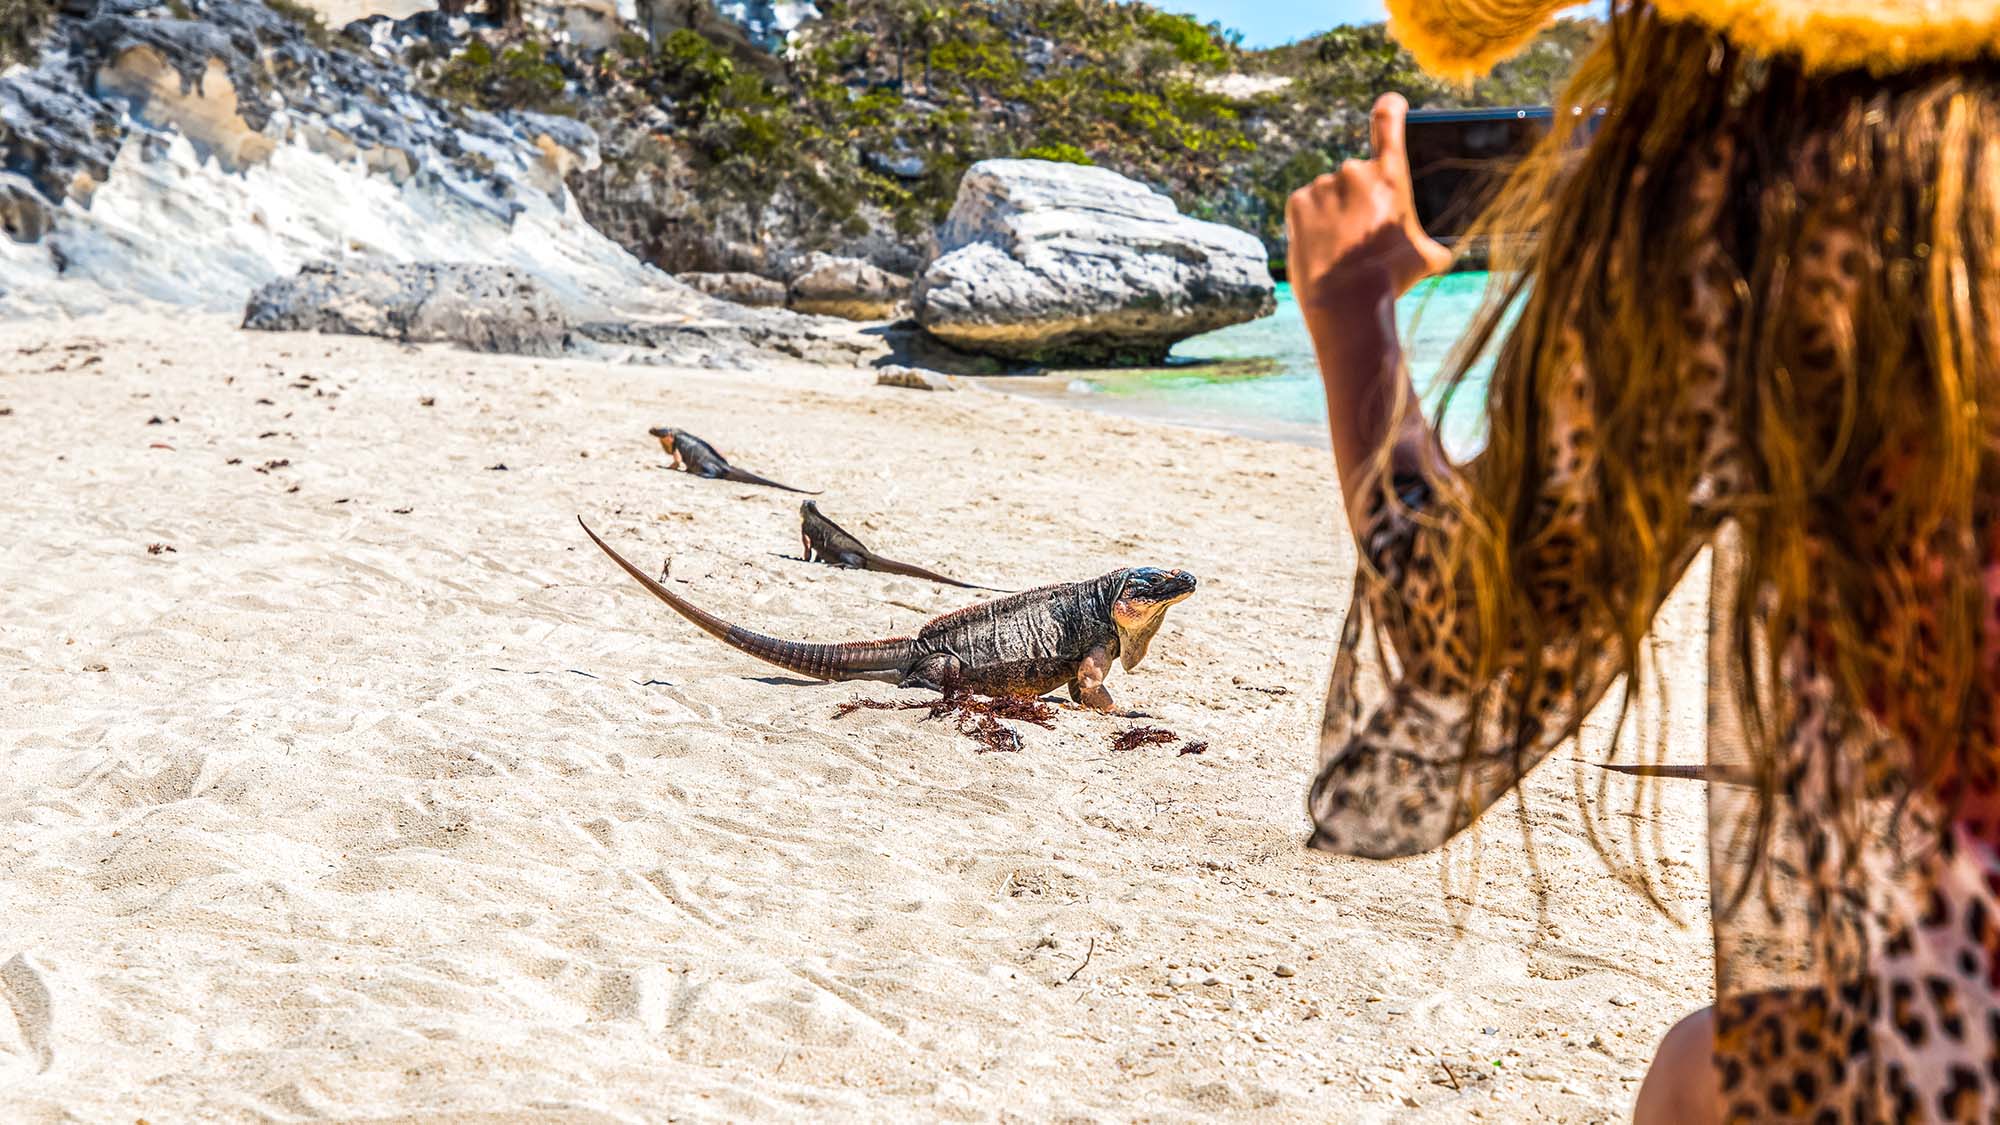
[
  {"left": 1111, "top": 567, "right": 1197, "bottom": 671},
  {"left": 648, "top": 426, "right": 689, "bottom": 461}
]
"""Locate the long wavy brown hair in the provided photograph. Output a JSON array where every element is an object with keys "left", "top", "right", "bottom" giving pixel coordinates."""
[{"left": 1404, "top": 8, "right": 2000, "bottom": 907}]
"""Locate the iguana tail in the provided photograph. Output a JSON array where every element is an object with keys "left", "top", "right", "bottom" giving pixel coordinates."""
[
  {"left": 1591, "top": 761, "right": 1758, "bottom": 787},
  {"left": 866, "top": 554, "right": 1006, "bottom": 592},
  {"left": 579, "top": 517, "right": 911, "bottom": 681},
  {"left": 720, "top": 466, "right": 821, "bottom": 494}
]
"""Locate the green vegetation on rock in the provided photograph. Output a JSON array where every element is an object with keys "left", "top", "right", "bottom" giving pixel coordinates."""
[
  {"left": 434, "top": 36, "right": 574, "bottom": 115},
  {"left": 416, "top": 0, "right": 1598, "bottom": 275},
  {"left": 1019, "top": 142, "right": 1092, "bottom": 165}
]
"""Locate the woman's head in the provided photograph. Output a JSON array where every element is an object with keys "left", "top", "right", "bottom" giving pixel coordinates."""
[{"left": 1417, "top": 8, "right": 2000, "bottom": 901}]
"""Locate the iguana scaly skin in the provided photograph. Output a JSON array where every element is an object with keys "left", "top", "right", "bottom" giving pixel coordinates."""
[
  {"left": 650, "top": 426, "right": 818, "bottom": 494},
  {"left": 799, "top": 500, "right": 1002, "bottom": 591},
  {"left": 579, "top": 517, "right": 1194, "bottom": 712}
]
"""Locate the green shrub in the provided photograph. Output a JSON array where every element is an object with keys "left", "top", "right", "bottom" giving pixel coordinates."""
[
  {"left": 930, "top": 36, "right": 1020, "bottom": 95},
  {"left": 432, "top": 36, "right": 573, "bottom": 115},
  {"left": 1138, "top": 11, "right": 1230, "bottom": 69},
  {"left": 494, "top": 41, "right": 569, "bottom": 112},
  {"left": 1019, "top": 142, "right": 1092, "bottom": 165}
]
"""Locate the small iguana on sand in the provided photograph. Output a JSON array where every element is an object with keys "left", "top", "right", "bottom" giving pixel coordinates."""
[
  {"left": 799, "top": 500, "right": 1001, "bottom": 591},
  {"left": 650, "top": 426, "right": 818, "bottom": 494},
  {"left": 579, "top": 517, "right": 1195, "bottom": 712}
]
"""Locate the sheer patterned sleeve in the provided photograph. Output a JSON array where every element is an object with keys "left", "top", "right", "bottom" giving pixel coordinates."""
[{"left": 1306, "top": 259, "right": 1743, "bottom": 859}]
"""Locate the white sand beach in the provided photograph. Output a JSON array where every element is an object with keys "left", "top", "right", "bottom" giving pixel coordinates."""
[{"left": 1, "top": 310, "right": 1711, "bottom": 1122}]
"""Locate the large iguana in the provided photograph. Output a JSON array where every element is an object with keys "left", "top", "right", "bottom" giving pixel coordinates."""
[
  {"left": 579, "top": 517, "right": 1195, "bottom": 712},
  {"left": 799, "top": 500, "right": 1002, "bottom": 591},
  {"left": 650, "top": 426, "right": 818, "bottom": 494}
]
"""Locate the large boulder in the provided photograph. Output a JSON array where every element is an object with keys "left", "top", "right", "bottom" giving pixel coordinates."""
[
  {"left": 243, "top": 260, "right": 568, "bottom": 356},
  {"left": 786, "top": 252, "right": 912, "bottom": 320},
  {"left": 914, "top": 160, "right": 1274, "bottom": 364}
]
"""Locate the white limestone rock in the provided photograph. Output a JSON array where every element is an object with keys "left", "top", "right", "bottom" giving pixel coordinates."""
[{"left": 914, "top": 159, "right": 1274, "bottom": 364}]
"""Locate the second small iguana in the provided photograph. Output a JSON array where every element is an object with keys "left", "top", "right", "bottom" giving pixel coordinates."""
[
  {"left": 800, "top": 500, "right": 1002, "bottom": 591},
  {"left": 651, "top": 426, "right": 818, "bottom": 494},
  {"left": 579, "top": 517, "right": 1195, "bottom": 712}
]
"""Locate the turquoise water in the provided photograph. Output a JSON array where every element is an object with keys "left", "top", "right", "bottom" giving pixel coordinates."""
[{"left": 1071, "top": 274, "right": 1506, "bottom": 455}]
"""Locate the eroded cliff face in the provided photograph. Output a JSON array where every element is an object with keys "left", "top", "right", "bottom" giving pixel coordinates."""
[
  {"left": 3, "top": 0, "right": 1592, "bottom": 326},
  {"left": 0, "top": 0, "right": 671, "bottom": 319},
  {"left": 564, "top": 126, "right": 930, "bottom": 281}
]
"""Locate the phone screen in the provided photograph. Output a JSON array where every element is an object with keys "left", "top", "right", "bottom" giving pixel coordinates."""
[{"left": 1404, "top": 107, "right": 1555, "bottom": 241}]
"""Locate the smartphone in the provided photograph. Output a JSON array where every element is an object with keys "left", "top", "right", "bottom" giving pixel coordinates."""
[{"left": 1403, "top": 106, "right": 1556, "bottom": 242}]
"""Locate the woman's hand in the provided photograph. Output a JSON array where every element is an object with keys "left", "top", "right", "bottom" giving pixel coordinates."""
[
  {"left": 1288, "top": 92, "right": 1452, "bottom": 527},
  {"left": 1285, "top": 93, "right": 1453, "bottom": 307}
]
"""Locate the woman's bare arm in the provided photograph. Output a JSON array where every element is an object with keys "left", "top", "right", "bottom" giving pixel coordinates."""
[{"left": 1285, "top": 93, "right": 1454, "bottom": 534}]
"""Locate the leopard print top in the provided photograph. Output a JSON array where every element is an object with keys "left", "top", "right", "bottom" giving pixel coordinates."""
[{"left": 1307, "top": 146, "right": 2000, "bottom": 1121}]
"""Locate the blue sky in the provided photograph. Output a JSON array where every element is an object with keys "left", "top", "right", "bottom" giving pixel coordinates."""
[{"left": 1166, "top": 0, "right": 1389, "bottom": 47}]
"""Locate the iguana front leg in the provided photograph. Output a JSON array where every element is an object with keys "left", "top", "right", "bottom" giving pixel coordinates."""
[{"left": 1068, "top": 644, "right": 1117, "bottom": 713}]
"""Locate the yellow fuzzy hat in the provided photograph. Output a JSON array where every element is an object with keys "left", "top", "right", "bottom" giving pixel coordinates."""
[{"left": 1388, "top": 0, "right": 2000, "bottom": 79}]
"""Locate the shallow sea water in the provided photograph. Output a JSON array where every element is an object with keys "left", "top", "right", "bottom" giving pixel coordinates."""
[{"left": 1045, "top": 273, "right": 1510, "bottom": 457}]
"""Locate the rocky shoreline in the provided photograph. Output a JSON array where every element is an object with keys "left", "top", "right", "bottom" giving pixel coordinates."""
[{"left": 0, "top": 0, "right": 1583, "bottom": 374}]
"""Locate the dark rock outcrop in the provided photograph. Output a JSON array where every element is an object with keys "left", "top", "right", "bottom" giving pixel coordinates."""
[
  {"left": 244, "top": 260, "right": 569, "bottom": 355},
  {"left": 0, "top": 63, "right": 123, "bottom": 208},
  {"left": 0, "top": 0, "right": 639, "bottom": 315},
  {"left": 571, "top": 312, "right": 878, "bottom": 366},
  {"left": 243, "top": 257, "right": 886, "bottom": 366}
]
